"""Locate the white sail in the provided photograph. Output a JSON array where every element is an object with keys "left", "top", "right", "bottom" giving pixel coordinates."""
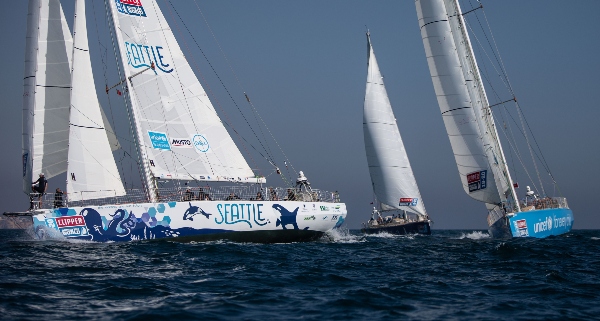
[
  {"left": 106, "top": 0, "right": 260, "bottom": 189},
  {"left": 416, "top": 0, "right": 502, "bottom": 205},
  {"left": 66, "top": 0, "right": 126, "bottom": 202},
  {"left": 100, "top": 106, "right": 121, "bottom": 151},
  {"left": 363, "top": 34, "right": 427, "bottom": 216},
  {"left": 22, "top": 0, "right": 72, "bottom": 193}
]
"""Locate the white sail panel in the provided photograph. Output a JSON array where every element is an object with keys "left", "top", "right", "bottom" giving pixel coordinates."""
[
  {"left": 22, "top": 0, "right": 72, "bottom": 193},
  {"left": 363, "top": 34, "right": 427, "bottom": 216},
  {"left": 444, "top": 0, "right": 514, "bottom": 202},
  {"left": 416, "top": 0, "right": 501, "bottom": 204},
  {"left": 107, "top": 0, "right": 259, "bottom": 183},
  {"left": 66, "top": 0, "right": 126, "bottom": 202}
]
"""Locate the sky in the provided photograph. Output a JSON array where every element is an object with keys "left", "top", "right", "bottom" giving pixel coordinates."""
[{"left": 1, "top": 0, "right": 598, "bottom": 230}]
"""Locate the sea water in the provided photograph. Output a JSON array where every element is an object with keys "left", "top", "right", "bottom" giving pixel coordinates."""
[{"left": 0, "top": 229, "right": 598, "bottom": 320}]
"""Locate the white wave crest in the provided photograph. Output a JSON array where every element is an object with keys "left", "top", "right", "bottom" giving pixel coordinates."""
[
  {"left": 456, "top": 231, "right": 490, "bottom": 240},
  {"left": 322, "top": 228, "right": 364, "bottom": 243}
]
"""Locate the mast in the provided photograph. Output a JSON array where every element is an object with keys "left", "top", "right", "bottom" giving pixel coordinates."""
[
  {"left": 22, "top": 0, "right": 73, "bottom": 194},
  {"left": 446, "top": 0, "right": 520, "bottom": 212},
  {"left": 22, "top": 0, "right": 42, "bottom": 194},
  {"left": 416, "top": 0, "right": 520, "bottom": 212},
  {"left": 105, "top": 0, "right": 157, "bottom": 202}
]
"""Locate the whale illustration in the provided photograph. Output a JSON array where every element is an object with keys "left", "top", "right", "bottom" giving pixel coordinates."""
[
  {"left": 183, "top": 202, "right": 212, "bottom": 221},
  {"left": 272, "top": 204, "right": 309, "bottom": 230}
]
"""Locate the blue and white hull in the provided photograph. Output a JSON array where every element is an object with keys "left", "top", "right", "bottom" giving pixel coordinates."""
[
  {"left": 507, "top": 208, "right": 574, "bottom": 238},
  {"left": 488, "top": 208, "right": 574, "bottom": 238},
  {"left": 31, "top": 200, "right": 346, "bottom": 243}
]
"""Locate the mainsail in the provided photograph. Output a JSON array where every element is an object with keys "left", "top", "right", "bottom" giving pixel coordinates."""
[
  {"left": 363, "top": 33, "right": 427, "bottom": 216},
  {"left": 22, "top": 0, "right": 72, "bottom": 193},
  {"left": 106, "top": 0, "right": 260, "bottom": 192},
  {"left": 66, "top": 0, "right": 126, "bottom": 202},
  {"left": 416, "top": 0, "right": 515, "bottom": 206}
]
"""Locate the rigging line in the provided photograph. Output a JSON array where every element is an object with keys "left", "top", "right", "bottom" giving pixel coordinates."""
[
  {"left": 104, "top": 0, "right": 149, "bottom": 199},
  {"left": 476, "top": 5, "right": 554, "bottom": 192},
  {"left": 163, "top": 1, "right": 264, "bottom": 175},
  {"left": 498, "top": 103, "right": 555, "bottom": 191},
  {"left": 190, "top": 0, "right": 276, "bottom": 165},
  {"left": 181, "top": 1, "right": 286, "bottom": 175},
  {"left": 173, "top": 3, "right": 284, "bottom": 175},
  {"left": 67, "top": 130, "right": 124, "bottom": 183},
  {"left": 497, "top": 114, "right": 540, "bottom": 194},
  {"left": 477, "top": 6, "right": 546, "bottom": 195}
]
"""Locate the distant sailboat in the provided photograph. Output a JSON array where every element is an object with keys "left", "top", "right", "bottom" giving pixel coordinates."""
[
  {"left": 361, "top": 32, "right": 431, "bottom": 235},
  {"left": 416, "top": 0, "right": 573, "bottom": 238},
  {"left": 6, "top": 0, "right": 347, "bottom": 243}
]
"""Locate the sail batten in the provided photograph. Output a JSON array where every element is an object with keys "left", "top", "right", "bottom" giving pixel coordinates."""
[
  {"left": 66, "top": 0, "right": 126, "bottom": 202},
  {"left": 107, "top": 0, "right": 259, "bottom": 191},
  {"left": 22, "top": 0, "right": 73, "bottom": 193},
  {"left": 363, "top": 33, "right": 427, "bottom": 216},
  {"left": 417, "top": 0, "right": 503, "bottom": 205}
]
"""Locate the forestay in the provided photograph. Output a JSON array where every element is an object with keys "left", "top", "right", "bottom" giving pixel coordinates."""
[
  {"left": 107, "top": 0, "right": 260, "bottom": 184},
  {"left": 66, "top": 0, "right": 126, "bottom": 202},
  {"left": 22, "top": 0, "right": 72, "bottom": 193},
  {"left": 363, "top": 34, "right": 427, "bottom": 216}
]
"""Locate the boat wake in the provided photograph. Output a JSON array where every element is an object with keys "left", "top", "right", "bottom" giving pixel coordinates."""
[
  {"left": 455, "top": 231, "right": 490, "bottom": 240},
  {"left": 322, "top": 228, "right": 364, "bottom": 243}
]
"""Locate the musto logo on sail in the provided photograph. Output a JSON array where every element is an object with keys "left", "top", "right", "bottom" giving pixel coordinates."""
[
  {"left": 115, "top": 0, "right": 147, "bottom": 17},
  {"left": 192, "top": 134, "right": 210, "bottom": 153},
  {"left": 171, "top": 138, "right": 192, "bottom": 148},
  {"left": 148, "top": 131, "right": 171, "bottom": 151},
  {"left": 125, "top": 41, "right": 173, "bottom": 74}
]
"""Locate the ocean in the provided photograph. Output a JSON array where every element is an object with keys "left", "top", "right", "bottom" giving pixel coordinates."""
[{"left": 1, "top": 229, "right": 599, "bottom": 320}]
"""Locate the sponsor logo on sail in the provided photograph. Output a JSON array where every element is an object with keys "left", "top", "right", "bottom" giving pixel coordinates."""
[
  {"left": 399, "top": 198, "right": 418, "bottom": 206},
  {"left": 192, "top": 134, "right": 210, "bottom": 153},
  {"left": 467, "top": 170, "right": 487, "bottom": 192},
  {"left": 148, "top": 131, "right": 171, "bottom": 150},
  {"left": 115, "top": 0, "right": 147, "bottom": 17},
  {"left": 124, "top": 41, "right": 173, "bottom": 74},
  {"left": 171, "top": 138, "right": 192, "bottom": 148}
]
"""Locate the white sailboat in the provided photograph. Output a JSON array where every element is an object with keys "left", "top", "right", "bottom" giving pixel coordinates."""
[
  {"left": 8, "top": 0, "right": 347, "bottom": 243},
  {"left": 415, "top": 0, "right": 573, "bottom": 238},
  {"left": 361, "top": 32, "right": 431, "bottom": 235}
]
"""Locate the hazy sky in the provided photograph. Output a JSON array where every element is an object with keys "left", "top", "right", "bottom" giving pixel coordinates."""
[{"left": 1, "top": 0, "right": 598, "bottom": 230}]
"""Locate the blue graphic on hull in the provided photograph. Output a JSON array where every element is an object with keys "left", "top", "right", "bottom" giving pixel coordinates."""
[
  {"left": 333, "top": 215, "right": 345, "bottom": 229},
  {"left": 272, "top": 204, "right": 308, "bottom": 230},
  {"left": 183, "top": 202, "right": 212, "bottom": 221}
]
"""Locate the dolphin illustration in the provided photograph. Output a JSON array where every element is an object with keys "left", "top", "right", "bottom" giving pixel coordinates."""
[{"left": 183, "top": 202, "right": 212, "bottom": 221}]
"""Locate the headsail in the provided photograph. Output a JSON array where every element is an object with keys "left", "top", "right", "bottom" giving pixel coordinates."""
[
  {"left": 22, "top": 0, "right": 72, "bottom": 193},
  {"left": 106, "top": 0, "right": 261, "bottom": 189},
  {"left": 363, "top": 33, "right": 427, "bottom": 216},
  {"left": 66, "top": 0, "right": 126, "bottom": 202},
  {"left": 416, "top": 0, "right": 506, "bottom": 205}
]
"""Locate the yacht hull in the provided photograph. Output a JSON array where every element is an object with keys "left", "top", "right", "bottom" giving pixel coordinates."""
[
  {"left": 488, "top": 208, "right": 574, "bottom": 238},
  {"left": 28, "top": 200, "right": 346, "bottom": 243},
  {"left": 361, "top": 220, "right": 431, "bottom": 235}
]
